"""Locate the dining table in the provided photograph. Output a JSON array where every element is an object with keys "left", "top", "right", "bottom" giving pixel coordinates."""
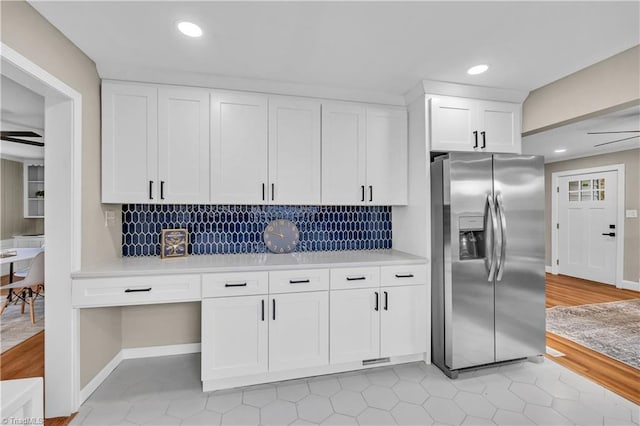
[{"left": 0, "top": 248, "right": 44, "bottom": 283}]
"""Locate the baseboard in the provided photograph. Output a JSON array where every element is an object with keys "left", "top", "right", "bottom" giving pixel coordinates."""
[
  {"left": 545, "top": 265, "right": 552, "bottom": 273},
  {"left": 79, "top": 350, "right": 123, "bottom": 404},
  {"left": 121, "top": 342, "right": 201, "bottom": 360},
  {"left": 621, "top": 280, "right": 640, "bottom": 292}
]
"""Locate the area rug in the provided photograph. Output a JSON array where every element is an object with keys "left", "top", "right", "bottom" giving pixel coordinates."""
[
  {"left": 546, "top": 299, "right": 640, "bottom": 369},
  {"left": 0, "top": 296, "right": 44, "bottom": 353}
]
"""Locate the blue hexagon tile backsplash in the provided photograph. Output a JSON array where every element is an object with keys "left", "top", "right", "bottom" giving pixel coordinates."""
[{"left": 122, "top": 204, "right": 392, "bottom": 256}]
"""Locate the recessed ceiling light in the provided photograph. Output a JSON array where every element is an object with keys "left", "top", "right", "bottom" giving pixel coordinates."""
[
  {"left": 177, "top": 21, "right": 202, "bottom": 38},
  {"left": 467, "top": 64, "right": 489, "bottom": 75},
  {"left": 554, "top": 148, "right": 567, "bottom": 153}
]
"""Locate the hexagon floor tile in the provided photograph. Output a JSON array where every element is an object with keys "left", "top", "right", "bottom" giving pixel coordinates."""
[{"left": 72, "top": 353, "right": 640, "bottom": 425}]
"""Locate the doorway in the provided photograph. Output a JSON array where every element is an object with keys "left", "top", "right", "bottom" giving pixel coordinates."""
[{"left": 552, "top": 165, "right": 625, "bottom": 287}]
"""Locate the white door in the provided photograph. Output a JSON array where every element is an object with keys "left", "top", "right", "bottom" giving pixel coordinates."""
[
  {"left": 321, "top": 102, "right": 367, "bottom": 205},
  {"left": 380, "top": 285, "right": 427, "bottom": 357},
  {"left": 158, "top": 87, "right": 210, "bottom": 204},
  {"left": 365, "top": 107, "right": 408, "bottom": 205},
  {"left": 430, "top": 96, "right": 477, "bottom": 152},
  {"left": 211, "top": 92, "right": 268, "bottom": 204},
  {"left": 558, "top": 171, "right": 618, "bottom": 284},
  {"left": 330, "top": 288, "right": 380, "bottom": 363},
  {"left": 102, "top": 82, "right": 158, "bottom": 203},
  {"left": 268, "top": 97, "right": 321, "bottom": 205},
  {"left": 201, "top": 296, "right": 268, "bottom": 380},
  {"left": 478, "top": 100, "right": 521, "bottom": 154},
  {"left": 269, "top": 291, "right": 329, "bottom": 371}
]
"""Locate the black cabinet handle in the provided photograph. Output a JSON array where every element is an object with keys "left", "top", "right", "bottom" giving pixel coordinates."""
[
  {"left": 369, "top": 185, "right": 373, "bottom": 202},
  {"left": 384, "top": 291, "right": 388, "bottom": 311},
  {"left": 289, "top": 279, "right": 310, "bottom": 284},
  {"left": 395, "top": 274, "right": 414, "bottom": 278},
  {"left": 272, "top": 299, "right": 276, "bottom": 320},
  {"left": 262, "top": 183, "right": 266, "bottom": 201},
  {"left": 346, "top": 276, "right": 366, "bottom": 281},
  {"left": 149, "top": 181, "right": 154, "bottom": 200},
  {"left": 481, "top": 131, "right": 486, "bottom": 149},
  {"left": 602, "top": 232, "right": 616, "bottom": 237},
  {"left": 224, "top": 283, "right": 247, "bottom": 287},
  {"left": 261, "top": 299, "right": 265, "bottom": 321},
  {"left": 361, "top": 185, "right": 365, "bottom": 202},
  {"left": 160, "top": 181, "right": 165, "bottom": 200},
  {"left": 473, "top": 131, "right": 478, "bottom": 148},
  {"left": 271, "top": 183, "right": 275, "bottom": 201},
  {"left": 374, "top": 291, "right": 379, "bottom": 311},
  {"left": 125, "top": 288, "right": 152, "bottom": 293}
]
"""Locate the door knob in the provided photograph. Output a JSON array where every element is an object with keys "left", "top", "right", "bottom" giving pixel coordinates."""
[{"left": 601, "top": 232, "right": 616, "bottom": 237}]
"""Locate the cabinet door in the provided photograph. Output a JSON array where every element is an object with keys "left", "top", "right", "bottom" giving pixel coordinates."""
[
  {"left": 102, "top": 82, "right": 157, "bottom": 203},
  {"left": 201, "top": 296, "right": 268, "bottom": 380},
  {"left": 430, "top": 96, "right": 477, "bottom": 152},
  {"left": 158, "top": 88, "right": 210, "bottom": 203},
  {"left": 321, "top": 102, "right": 367, "bottom": 205},
  {"left": 366, "top": 107, "right": 408, "bottom": 205},
  {"left": 268, "top": 97, "right": 321, "bottom": 205},
  {"left": 330, "top": 288, "right": 380, "bottom": 363},
  {"left": 269, "top": 292, "right": 328, "bottom": 371},
  {"left": 478, "top": 100, "right": 521, "bottom": 153},
  {"left": 211, "top": 92, "right": 268, "bottom": 204},
  {"left": 380, "top": 285, "right": 427, "bottom": 358}
]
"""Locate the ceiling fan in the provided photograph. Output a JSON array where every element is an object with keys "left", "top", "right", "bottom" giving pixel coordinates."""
[
  {"left": 0, "top": 131, "right": 44, "bottom": 147},
  {"left": 588, "top": 130, "right": 640, "bottom": 147}
]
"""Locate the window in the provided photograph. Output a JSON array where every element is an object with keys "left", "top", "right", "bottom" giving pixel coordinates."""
[{"left": 568, "top": 178, "right": 604, "bottom": 202}]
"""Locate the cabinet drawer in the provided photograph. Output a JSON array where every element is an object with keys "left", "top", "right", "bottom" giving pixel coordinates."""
[
  {"left": 269, "top": 269, "right": 329, "bottom": 294},
  {"left": 202, "top": 271, "right": 268, "bottom": 298},
  {"left": 380, "top": 264, "right": 428, "bottom": 287},
  {"left": 72, "top": 275, "right": 201, "bottom": 308},
  {"left": 330, "top": 267, "right": 380, "bottom": 290}
]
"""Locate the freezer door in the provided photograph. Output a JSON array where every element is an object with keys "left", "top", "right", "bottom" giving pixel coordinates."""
[
  {"left": 493, "top": 154, "right": 546, "bottom": 362},
  {"left": 447, "top": 153, "right": 495, "bottom": 370}
]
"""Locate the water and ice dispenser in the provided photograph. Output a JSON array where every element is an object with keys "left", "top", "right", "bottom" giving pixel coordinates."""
[{"left": 458, "top": 216, "right": 485, "bottom": 260}]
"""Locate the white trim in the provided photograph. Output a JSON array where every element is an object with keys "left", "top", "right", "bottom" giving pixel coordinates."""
[
  {"left": 1, "top": 42, "right": 83, "bottom": 417},
  {"left": 621, "top": 280, "right": 640, "bottom": 292},
  {"left": 121, "top": 343, "right": 201, "bottom": 360},
  {"left": 78, "top": 351, "right": 123, "bottom": 405},
  {"left": 551, "top": 164, "right": 625, "bottom": 287},
  {"left": 403, "top": 79, "right": 528, "bottom": 105},
  {"left": 545, "top": 265, "right": 553, "bottom": 274}
]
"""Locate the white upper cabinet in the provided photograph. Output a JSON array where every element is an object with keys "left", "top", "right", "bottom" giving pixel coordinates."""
[
  {"left": 102, "top": 82, "right": 158, "bottom": 203},
  {"left": 211, "top": 92, "right": 268, "bottom": 204},
  {"left": 268, "top": 97, "right": 321, "bottom": 205},
  {"left": 366, "top": 107, "right": 408, "bottom": 205},
  {"left": 430, "top": 96, "right": 521, "bottom": 154},
  {"left": 321, "top": 102, "right": 367, "bottom": 205},
  {"left": 158, "top": 87, "right": 210, "bottom": 204},
  {"left": 322, "top": 102, "right": 407, "bottom": 205}
]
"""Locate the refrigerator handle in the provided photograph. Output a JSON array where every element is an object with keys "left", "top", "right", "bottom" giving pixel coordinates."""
[
  {"left": 496, "top": 192, "right": 508, "bottom": 281},
  {"left": 486, "top": 194, "right": 499, "bottom": 282}
]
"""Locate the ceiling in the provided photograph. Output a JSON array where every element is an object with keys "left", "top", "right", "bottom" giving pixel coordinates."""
[
  {"left": 522, "top": 105, "right": 640, "bottom": 163},
  {"left": 0, "top": 75, "right": 45, "bottom": 161},
  {"left": 29, "top": 1, "right": 639, "bottom": 99}
]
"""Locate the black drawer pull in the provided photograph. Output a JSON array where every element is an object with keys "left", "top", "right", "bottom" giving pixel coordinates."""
[
  {"left": 384, "top": 291, "right": 388, "bottom": 311},
  {"left": 125, "top": 288, "right": 152, "bottom": 293},
  {"left": 346, "top": 276, "right": 366, "bottom": 281},
  {"left": 225, "top": 283, "right": 247, "bottom": 287},
  {"left": 395, "top": 274, "right": 414, "bottom": 278},
  {"left": 289, "top": 279, "right": 310, "bottom": 284},
  {"left": 261, "top": 299, "right": 265, "bottom": 321},
  {"left": 272, "top": 299, "right": 276, "bottom": 320}
]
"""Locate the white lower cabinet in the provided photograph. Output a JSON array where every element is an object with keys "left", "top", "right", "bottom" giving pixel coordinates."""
[
  {"left": 269, "top": 292, "right": 328, "bottom": 371},
  {"left": 380, "top": 285, "right": 427, "bottom": 358},
  {"left": 201, "top": 295, "right": 268, "bottom": 380},
  {"left": 330, "top": 288, "right": 380, "bottom": 363}
]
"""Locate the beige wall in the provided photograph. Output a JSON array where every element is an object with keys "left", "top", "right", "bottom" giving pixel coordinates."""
[
  {"left": 544, "top": 149, "right": 640, "bottom": 282},
  {"left": 523, "top": 45, "right": 640, "bottom": 135},
  {"left": 0, "top": 159, "right": 44, "bottom": 240},
  {"left": 121, "top": 303, "right": 200, "bottom": 348},
  {"left": 80, "top": 308, "right": 122, "bottom": 387}
]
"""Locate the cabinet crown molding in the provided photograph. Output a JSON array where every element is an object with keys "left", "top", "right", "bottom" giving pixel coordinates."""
[{"left": 404, "top": 79, "right": 529, "bottom": 105}]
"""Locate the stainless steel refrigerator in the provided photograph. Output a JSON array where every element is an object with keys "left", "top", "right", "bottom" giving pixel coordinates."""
[{"left": 431, "top": 153, "right": 545, "bottom": 378}]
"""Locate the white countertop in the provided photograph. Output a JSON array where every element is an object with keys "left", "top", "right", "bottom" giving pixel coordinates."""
[{"left": 73, "top": 250, "right": 427, "bottom": 279}]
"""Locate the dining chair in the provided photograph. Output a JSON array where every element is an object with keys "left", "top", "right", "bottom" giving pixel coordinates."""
[{"left": 0, "top": 252, "right": 44, "bottom": 324}]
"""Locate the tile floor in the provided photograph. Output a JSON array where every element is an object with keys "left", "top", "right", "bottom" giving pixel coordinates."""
[{"left": 72, "top": 354, "right": 639, "bottom": 425}]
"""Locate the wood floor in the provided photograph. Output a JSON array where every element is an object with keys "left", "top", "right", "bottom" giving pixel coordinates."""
[
  {"left": 545, "top": 273, "right": 640, "bottom": 405},
  {"left": 1, "top": 273, "right": 637, "bottom": 423}
]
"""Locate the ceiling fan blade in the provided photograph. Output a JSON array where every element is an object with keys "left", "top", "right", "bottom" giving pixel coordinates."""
[
  {"left": 0, "top": 136, "right": 45, "bottom": 147},
  {"left": 0, "top": 131, "right": 42, "bottom": 138},
  {"left": 587, "top": 130, "right": 640, "bottom": 135},
  {"left": 594, "top": 135, "right": 640, "bottom": 147}
]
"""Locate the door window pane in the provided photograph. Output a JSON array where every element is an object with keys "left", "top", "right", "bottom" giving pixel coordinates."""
[
  {"left": 569, "top": 192, "right": 579, "bottom": 202},
  {"left": 581, "top": 191, "right": 591, "bottom": 201},
  {"left": 569, "top": 180, "right": 579, "bottom": 191},
  {"left": 581, "top": 180, "right": 591, "bottom": 190}
]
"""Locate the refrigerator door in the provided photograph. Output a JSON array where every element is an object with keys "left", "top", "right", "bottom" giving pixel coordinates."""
[
  {"left": 493, "top": 154, "right": 546, "bottom": 362},
  {"left": 446, "top": 153, "right": 495, "bottom": 370}
]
